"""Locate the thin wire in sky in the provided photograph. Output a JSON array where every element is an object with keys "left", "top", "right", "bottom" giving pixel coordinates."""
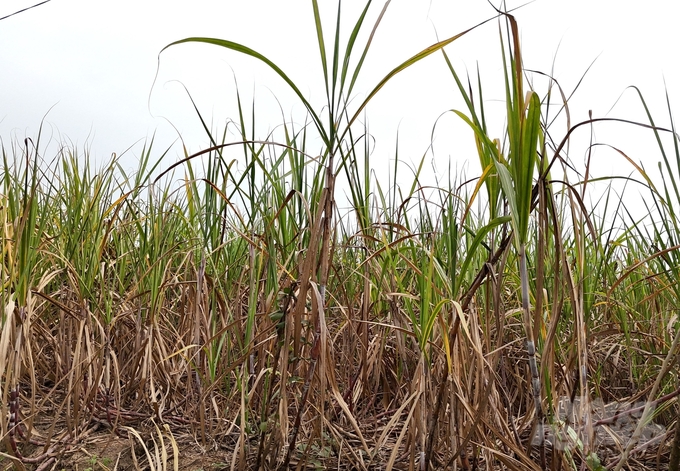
[{"left": 0, "top": 0, "right": 53, "bottom": 22}]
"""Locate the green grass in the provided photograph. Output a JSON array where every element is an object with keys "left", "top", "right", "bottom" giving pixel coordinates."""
[{"left": 1, "top": 3, "right": 679, "bottom": 471}]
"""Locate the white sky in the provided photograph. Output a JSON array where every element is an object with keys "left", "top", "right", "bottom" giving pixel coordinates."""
[{"left": 1, "top": 0, "right": 679, "bottom": 214}]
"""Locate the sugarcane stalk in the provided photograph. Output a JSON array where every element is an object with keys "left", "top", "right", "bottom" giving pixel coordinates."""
[{"left": 520, "top": 244, "right": 546, "bottom": 468}]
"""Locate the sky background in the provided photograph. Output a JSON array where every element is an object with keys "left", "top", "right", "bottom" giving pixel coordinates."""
[{"left": 1, "top": 0, "right": 680, "bottom": 211}]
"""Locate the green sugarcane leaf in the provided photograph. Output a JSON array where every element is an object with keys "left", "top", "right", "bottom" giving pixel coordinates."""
[
  {"left": 421, "top": 298, "right": 450, "bottom": 351},
  {"left": 456, "top": 215, "right": 511, "bottom": 296},
  {"left": 494, "top": 160, "right": 520, "bottom": 246},
  {"left": 160, "top": 37, "right": 328, "bottom": 146},
  {"left": 516, "top": 91, "right": 541, "bottom": 244}
]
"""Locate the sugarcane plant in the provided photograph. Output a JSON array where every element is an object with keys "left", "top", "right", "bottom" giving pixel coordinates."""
[
  {"left": 493, "top": 16, "right": 546, "bottom": 468},
  {"left": 610, "top": 87, "right": 680, "bottom": 471},
  {"left": 159, "top": 1, "right": 496, "bottom": 466},
  {"left": 444, "top": 12, "right": 547, "bottom": 467},
  {"left": 0, "top": 135, "right": 49, "bottom": 462}
]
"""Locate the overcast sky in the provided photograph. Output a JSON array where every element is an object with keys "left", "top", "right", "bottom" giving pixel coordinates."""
[{"left": 1, "top": 0, "right": 679, "bottom": 204}]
